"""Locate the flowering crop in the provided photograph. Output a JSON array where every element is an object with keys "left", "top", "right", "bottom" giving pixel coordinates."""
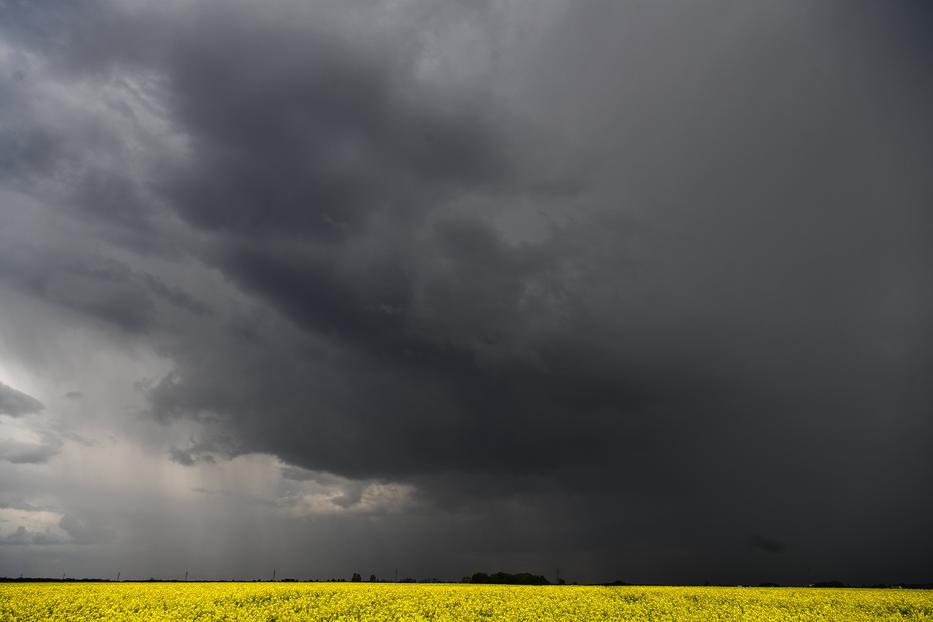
[{"left": 2, "top": 582, "right": 931, "bottom": 621}]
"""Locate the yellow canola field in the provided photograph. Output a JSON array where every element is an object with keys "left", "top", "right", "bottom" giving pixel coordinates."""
[{"left": 2, "top": 582, "right": 932, "bottom": 621}]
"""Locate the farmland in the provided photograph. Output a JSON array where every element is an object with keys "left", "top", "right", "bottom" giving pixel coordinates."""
[{"left": 2, "top": 582, "right": 932, "bottom": 621}]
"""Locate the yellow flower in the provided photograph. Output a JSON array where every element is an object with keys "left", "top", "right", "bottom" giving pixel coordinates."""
[{"left": 1, "top": 581, "right": 932, "bottom": 621}]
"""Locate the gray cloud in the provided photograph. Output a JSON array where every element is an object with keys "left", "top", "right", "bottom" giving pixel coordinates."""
[
  {"left": 168, "top": 444, "right": 217, "bottom": 467},
  {"left": 0, "top": 0, "right": 930, "bottom": 584},
  {"left": 750, "top": 535, "right": 786, "bottom": 555},
  {"left": 0, "top": 513, "right": 111, "bottom": 546},
  {"left": 58, "top": 513, "right": 116, "bottom": 545},
  {"left": 0, "top": 382, "right": 44, "bottom": 417},
  {"left": 0, "top": 525, "right": 66, "bottom": 546},
  {"left": 0, "top": 435, "right": 61, "bottom": 464}
]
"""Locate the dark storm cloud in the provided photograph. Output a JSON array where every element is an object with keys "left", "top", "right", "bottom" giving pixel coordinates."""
[
  {"left": 750, "top": 535, "right": 786, "bottom": 555},
  {"left": 58, "top": 513, "right": 116, "bottom": 545},
  {"left": 1, "top": 0, "right": 932, "bottom": 583},
  {"left": 0, "top": 526, "right": 65, "bottom": 546},
  {"left": 0, "top": 382, "right": 44, "bottom": 417},
  {"left": 0, "top": 232, "right": 211, "bottom": 332},
  {"left": 141, "top": 274, "right": 213, "bottom": 318},
  {"left": 0, "top": 254, "right": 154, "bottom": 332},
  {"left": 160, "top": 14, "right": 509, "bottom": 237}
]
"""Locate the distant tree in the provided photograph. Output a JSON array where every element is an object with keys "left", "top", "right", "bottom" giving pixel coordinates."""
[
  {"left": 351, "top": 573, "right": 362, "bottom": 582},
  {"left": 470, "top": 572, "right": 549, "bottom": 585},
  {"left": 369, "top": 574, "right": 376, "bottom": 582}
]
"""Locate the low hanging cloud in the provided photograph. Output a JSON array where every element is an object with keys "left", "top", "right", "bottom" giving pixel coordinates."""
[
  {"left": 0, "top": 382, "right": 60, "bottom": 464},
  {"left": 0, "top": 508, "right": 112, "bottom": 546},
  {"left": 0, "top": 433, "right": 62, "bottom": 465},
  {"left": 0, "top": 382, "right": 45, "bottom": 417}
]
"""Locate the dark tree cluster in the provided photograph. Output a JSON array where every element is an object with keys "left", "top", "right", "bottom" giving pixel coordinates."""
[{"left": 468, "top": 572, "right": 550, "bottom": 585}]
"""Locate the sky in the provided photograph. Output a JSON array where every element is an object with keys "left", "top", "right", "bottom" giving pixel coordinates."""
[{"left": 0, "top": 0, "right": 931, "bottom": 585}]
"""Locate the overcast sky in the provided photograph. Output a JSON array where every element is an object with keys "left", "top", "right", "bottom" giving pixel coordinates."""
[{"left": 0, "top": 0, "right": 931, "bottom": 585}]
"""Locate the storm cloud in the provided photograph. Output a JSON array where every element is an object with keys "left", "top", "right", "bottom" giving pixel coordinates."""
[
  {"left": 0, "top": 382, "right": 44, "bottom": 417},
  {"left": 0, "top": 0, "right": 931, "bottom": 584}
]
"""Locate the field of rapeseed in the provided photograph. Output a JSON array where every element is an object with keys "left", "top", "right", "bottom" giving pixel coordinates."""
[{"left": 2, "top": 582, "right": 932, "bottom": 621}]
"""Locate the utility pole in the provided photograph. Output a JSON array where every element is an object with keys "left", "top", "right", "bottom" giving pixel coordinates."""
[
  {"left": 272, "top": 568, "right": 276, "bottom": 582},
  {"left": 116, "top": 571, "right": 121, "bottom": 582},
  {"left": 185, "top": 570, "right": 188, "bottom": 582}
]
